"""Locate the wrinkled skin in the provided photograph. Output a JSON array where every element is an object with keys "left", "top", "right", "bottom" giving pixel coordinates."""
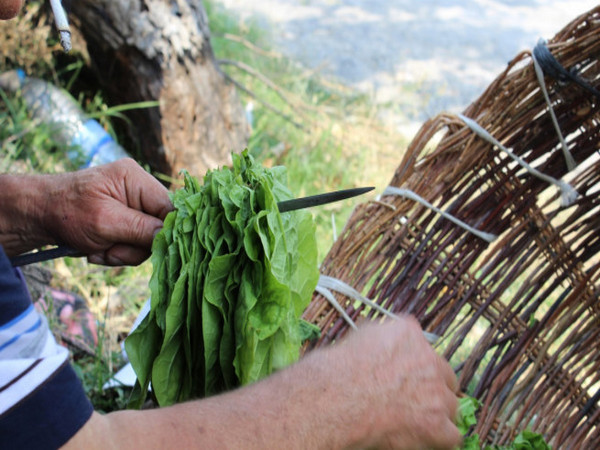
[
  {"left": 41, "top": 159, "right": 173, "bottom": 265},
  {"left": 67, "top": 319, "right": 462, "bottom": 450},
  {"left": 0, "top": 159, "right": 173, "bottom": 265}
]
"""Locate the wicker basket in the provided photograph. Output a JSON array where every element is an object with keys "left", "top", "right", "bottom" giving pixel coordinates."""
[{"left": 303, "top": 6, "right": 600, "bottom": 448}]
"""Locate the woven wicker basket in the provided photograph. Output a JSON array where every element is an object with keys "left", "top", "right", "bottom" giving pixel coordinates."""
[{"left": 303, "top": 6, "right": 600, "bottom": 448}]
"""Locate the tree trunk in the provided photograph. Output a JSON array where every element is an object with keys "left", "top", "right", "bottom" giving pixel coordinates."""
[{"left": 70, "top": 0, "right": 249, "bottom": 178}]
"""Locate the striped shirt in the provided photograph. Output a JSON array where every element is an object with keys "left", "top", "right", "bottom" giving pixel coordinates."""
[{"left": 0, "top": 246, "right": 93, "bottom": 449}]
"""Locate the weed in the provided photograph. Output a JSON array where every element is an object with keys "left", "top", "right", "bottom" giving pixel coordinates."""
[{"left": 70, "top": 316, "right": 130, "bottom": 413}]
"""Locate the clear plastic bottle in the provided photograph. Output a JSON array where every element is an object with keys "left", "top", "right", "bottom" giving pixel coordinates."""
[{"left": 0, "top": 69, "right": 130, "bottom": 167}]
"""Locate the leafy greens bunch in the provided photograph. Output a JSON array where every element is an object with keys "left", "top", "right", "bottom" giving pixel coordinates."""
[
  {"left": 125, "top": 150, "right": 320, "bottom": 407},
  {"left": 457, "top": 396, "right": 551, "bottom": 450}
]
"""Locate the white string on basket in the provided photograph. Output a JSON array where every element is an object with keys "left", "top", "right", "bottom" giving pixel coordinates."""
[
  {"left": 314, "top": 283, "right": 358, "bottom": 331},
  {"left": 316, "top": 275, "right": 439, "bottom": 344},
  {"left": 532, "top": 39, "right": 576, "bottom": 171},
  {"left": 382, "top": 186, "right": 498, "bottom": 243},
  {"left": 458, "top": 113, "right": 579, "bottom": 207}
]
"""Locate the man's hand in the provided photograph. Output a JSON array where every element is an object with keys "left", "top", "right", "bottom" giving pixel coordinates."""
[
  {"left": 43, "top": 159, "right": 173, "bottom": 266},
  {"left": 0, "top": 159, "right": 173, "bottom": 265},
  {"left": 280, "top": 318, "right": 462, "bottom": 449},
  {"left": 315, "top": 319, "right": 462, "bottom": 449}
]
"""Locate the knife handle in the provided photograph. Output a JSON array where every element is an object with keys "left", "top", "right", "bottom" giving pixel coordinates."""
[{"left": 10, "top": 246, "right": 83, "bottom": 267}]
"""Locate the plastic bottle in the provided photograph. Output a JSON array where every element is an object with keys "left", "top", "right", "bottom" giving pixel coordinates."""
[{"left": 0, "top": 69, "right": 130, "bottom": 168}]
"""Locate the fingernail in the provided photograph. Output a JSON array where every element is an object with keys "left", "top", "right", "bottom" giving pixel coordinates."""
[
  {"left": 153, "top": 227, "right": 163, "bottom": 239},
  {"left": 106, "top": 254, "right": 125, "bottom": 266},
  {"left": 88, "top": 254, "right": 105, "bottom": 265}
]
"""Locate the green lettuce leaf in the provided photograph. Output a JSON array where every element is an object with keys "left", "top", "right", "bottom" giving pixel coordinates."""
[
  {"left": 126, "top": 150, "right": 319, "bottom": 406},
  {"left": 457, "top": 396, "right": 480, "bottom": 435},
  {"left": 455, "top": 396, "right": 552, "bottom": 450},
  {"left": 513, "top": 430, "right": 551, "bottom": 450}
]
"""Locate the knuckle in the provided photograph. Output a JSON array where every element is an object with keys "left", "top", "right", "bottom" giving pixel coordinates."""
[
  {"left": 88, "top": 210, "right": 106, "bottom": 236},
  {"left": 118, "top": 157, "right": 136, "bottom": 168},
  {"left": 124, "top": 157, "right": 143, "bottom": 176},
  {"left": 426, "top": 407, "right": 449, "bottom": 435},
  {"left": 110, "top": 157, "right": 137, "bottom": 178}
]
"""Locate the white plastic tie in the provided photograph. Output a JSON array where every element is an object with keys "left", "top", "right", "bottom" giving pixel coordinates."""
[
  {"left": 382, "top": 186, "right": 498, "bottom": 243},
  {"left": 316, "top": 275, "right": 438, "bottom": 344},
  {"left": 458, "top": 113, "right": 578, "bottom": 207},
  {"left": 315, "top": 284, "right": 358, "bottom": 330}
]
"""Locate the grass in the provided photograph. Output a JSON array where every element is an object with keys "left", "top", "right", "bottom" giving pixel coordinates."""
[{"left": 0, "top": 1, "right": 411, "bottom": 410}]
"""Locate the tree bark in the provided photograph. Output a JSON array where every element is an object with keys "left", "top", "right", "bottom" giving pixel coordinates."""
[{"left": 70, "top": 0, "right": 249, "bottom": 178}]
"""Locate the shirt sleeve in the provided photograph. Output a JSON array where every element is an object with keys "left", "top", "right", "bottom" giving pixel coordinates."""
[{"left": 0, "top": 246, "right": 94, "bottom": 449}]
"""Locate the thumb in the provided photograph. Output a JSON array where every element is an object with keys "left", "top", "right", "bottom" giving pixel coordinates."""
[
  {"left": 88, "top": 244, "right": 151, "bottom": 266},
  {"left": 100, "top": 203, "right": 164, "bottom": 250}
]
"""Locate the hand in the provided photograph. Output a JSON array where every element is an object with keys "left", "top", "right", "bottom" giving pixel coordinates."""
[
  {"left": 42, "top": 159, "right": 173, "bottom": 266},
  {"left": 299, "top": 318, "right": 462, "bottom": 449},
  {"left": 0, "top": 159, "right": 172, "bottom": 264}
]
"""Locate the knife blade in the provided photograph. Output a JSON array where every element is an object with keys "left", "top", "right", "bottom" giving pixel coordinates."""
[
  {"left": 277, "top": 186, "right": 374, "bottom": 212},
  {"left": 10, "top": 186, "right": 374, "bottom": 266}
]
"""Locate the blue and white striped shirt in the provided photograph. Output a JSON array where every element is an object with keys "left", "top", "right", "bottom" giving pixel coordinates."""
[{"left": 0, "top": 247, "right": 93, "bottom": 449}]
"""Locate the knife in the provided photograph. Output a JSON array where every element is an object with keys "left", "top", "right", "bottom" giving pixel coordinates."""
[{"left": 10, "top": 186, "right": 374, "bottom": 266}]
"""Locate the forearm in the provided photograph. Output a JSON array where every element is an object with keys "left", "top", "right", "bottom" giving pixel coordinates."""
[
  {"left": 64, "top": 321, "right": 461, "bottom": 449},
  {"left": 0, "top": 173, "right": 54, "bottom": 255},
  {"left": 67, "top": 351, "right": 360, "bottom": 449}
]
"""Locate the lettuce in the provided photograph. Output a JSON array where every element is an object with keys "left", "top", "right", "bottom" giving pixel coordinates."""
[
  {"left": 457, "top": 396, "right": 552, "bottom": 450},
  {"left": 126, "top": 150, "right": 319, "bottom": 407}
]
